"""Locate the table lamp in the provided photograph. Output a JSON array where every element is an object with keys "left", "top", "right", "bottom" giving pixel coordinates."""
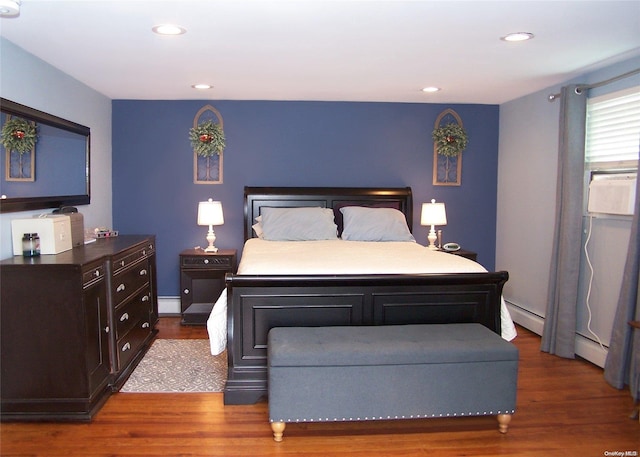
[
  {"left": 421, "top": 199, "right": 447, "bottom": 250},
  {"left": 197, "top": 198, "right": 224, "bottom": 252}
]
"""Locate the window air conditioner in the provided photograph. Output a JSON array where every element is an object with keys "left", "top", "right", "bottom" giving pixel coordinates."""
[{"left": 587, "top": 172, "right": 637, "bottom": 216}]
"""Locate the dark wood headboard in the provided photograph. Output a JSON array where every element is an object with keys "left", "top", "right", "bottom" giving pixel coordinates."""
[{"left": 243, "top": 186, "right": 413, "bottom": 241}]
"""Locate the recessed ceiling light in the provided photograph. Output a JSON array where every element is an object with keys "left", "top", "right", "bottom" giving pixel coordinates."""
[
  {"left": 152, "top": 24, "right": 187, "bottom": 36},
  {"left": 501, "top": 32, "right": 534, "bottom": 42},
  {"left": 0, "top": 0, "right": 20, "bottom": 17},
  {"left": 421, "top": 87, "right": 441, "bottom": 93},
  {"left": 192, "top": 84, "right": 213, "bottom": 90}
]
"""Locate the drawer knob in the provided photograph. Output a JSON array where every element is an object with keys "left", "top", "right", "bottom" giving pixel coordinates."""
[
  {"left": 139, "top": 269, "right": 147, "bottom": 276},
  {"left": 120, "top": 260, "right": 125, "bottom": 267},
  {"left": 120, "top": 313, "right": 129, "bottom": 322},
  {"left": 94, "top": 270, "right": 100, "bottom": 278},
  {"left": 142, "top": 322, "right": 150, "bottom": 329},
  {"left": 121, "top": 342, "right": 131, "bottom": 352},
  {"left": 142, "top": 294, "right": 150, "bottom": 302},
  {"left": 116, "top": 283, "right": 125, "bottom": 292},
  {"left": 183, "top": 288, "right": 190, "bottom": 295},
  {"left": 204, "top": 259, "right": 209, "bottom": 264},
  {"left": 104, "top": 326, "right": 110, "bottom": 334}
]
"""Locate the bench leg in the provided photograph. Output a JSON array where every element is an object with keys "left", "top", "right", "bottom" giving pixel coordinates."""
[
  {"left": 271, "top": 421, "right": 286, "bottom": 442},
  {"left": 497, "top": 414, "right": 512, "bottom": 433}
]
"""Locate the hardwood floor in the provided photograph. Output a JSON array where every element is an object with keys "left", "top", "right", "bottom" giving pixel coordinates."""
[{"left": 1, "top": 317, "right": 638, "bottom": 456}]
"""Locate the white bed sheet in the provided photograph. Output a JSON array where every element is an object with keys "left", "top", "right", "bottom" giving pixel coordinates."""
[
  {"left": 207, "top": 291, "right": 228, "bottom": 355},
  {"left": 238, "top": 239, "right": 491, "bottom": 275},
  {"left": 207, "top": 239, "right": 517, "bottom": 354}
]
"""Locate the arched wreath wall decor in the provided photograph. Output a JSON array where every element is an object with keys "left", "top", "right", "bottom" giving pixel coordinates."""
[
  {"left": 1, "top": 115, "right": 37, "bottom": 181},
  {"left": 432, "top": 108, "right": 468, "bottom": 186},
  {"left": 190, "top": 104, "right": 226, "bottom": 184}
]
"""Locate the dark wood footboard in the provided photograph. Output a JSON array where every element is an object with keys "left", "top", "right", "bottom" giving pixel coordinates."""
[{"left": 223, "top": 271, "right": 508, "bottom": 404}]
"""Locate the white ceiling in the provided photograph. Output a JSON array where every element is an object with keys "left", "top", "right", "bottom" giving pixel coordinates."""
[{"left": 1, "top": 0, "right": 639, "bottom": 104}]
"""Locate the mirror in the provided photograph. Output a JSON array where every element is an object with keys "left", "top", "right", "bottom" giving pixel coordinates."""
[{"left": 0, "top": 98, "right": 90, "bottom": 213}]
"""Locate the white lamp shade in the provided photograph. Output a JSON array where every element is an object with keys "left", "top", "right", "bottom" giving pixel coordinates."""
[
  {"left": 420, "top": 200, "right": 447, "bottom": 226},
  {"left": 197, "top": 199, "right": 224, "bottom": 226}
]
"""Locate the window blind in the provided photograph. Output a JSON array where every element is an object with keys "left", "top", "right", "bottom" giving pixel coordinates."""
[{"left": 585, "top": 86, "right": 640, "bottom": 164}]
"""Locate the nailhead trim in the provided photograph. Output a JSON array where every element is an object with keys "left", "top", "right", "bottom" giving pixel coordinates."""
[{"left": 270, "top": 409, "right": 516, "bottom": 423}]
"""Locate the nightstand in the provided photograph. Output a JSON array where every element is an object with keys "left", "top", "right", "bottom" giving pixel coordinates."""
[
  {"left": 444, "top": 249, "right": 477, "bottom": 262},
  {"left": 179, "top": 248, "right": 237, "bottom": 325}
]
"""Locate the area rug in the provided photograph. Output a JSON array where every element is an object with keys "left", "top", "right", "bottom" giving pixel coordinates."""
[{"left": 120, "top": 339, "right": 227, "bottom": 393}]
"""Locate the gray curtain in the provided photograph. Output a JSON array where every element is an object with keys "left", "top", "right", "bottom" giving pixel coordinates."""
[
  {"left": 540, "top": 84, "right": 587, "bottom": 358},
  {"left": 604, "top": 173, "right": 640, "bottom": 401}
]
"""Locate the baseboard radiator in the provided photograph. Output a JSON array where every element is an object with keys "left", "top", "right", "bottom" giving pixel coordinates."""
[
  {"left": 505, "top": 300, "right": 608, "bottom": 368},
  {"left": 158, "top": 296, "right": 181, "bottom": 316}
]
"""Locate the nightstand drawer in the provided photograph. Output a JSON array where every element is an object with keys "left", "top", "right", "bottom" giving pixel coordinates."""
[{"left": 181, "top": 255, "right": 233, "bottom": 269}]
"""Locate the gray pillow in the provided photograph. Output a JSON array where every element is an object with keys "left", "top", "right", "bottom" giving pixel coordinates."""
[
  {"left": 340, "top": 206, "right": 415, "bottom": 242},
  {"left": 252, "top": 216, "right": 264, "bottom": 238},
  {"left": 260, "top": 207, "right": 338, "bottom": 241}
]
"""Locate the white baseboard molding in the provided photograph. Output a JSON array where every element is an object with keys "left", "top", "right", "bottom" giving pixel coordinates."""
[
  {"left": 575, "top": 333, "right": 608, "bottom": 368},
  {"left": 505, "top": 300, "right": 608, "bottom": 368},
  {"left": 505, "top": 301, "right": 544, "bottom": 336},
  {"left": 158, "top": 296, "right": 181, "bottom": 315}
]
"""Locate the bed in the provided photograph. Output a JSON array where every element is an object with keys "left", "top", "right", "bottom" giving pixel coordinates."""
[{"left": 212, "top": 186, "right": 514, "bottom": 405}]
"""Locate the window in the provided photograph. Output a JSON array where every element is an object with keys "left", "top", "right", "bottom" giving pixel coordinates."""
[
  {"left": 585, "top": 85, "right": 640, "bottom": 169},
  {"left": 585, "top": 86, "right": 639, "bottom": 216}
]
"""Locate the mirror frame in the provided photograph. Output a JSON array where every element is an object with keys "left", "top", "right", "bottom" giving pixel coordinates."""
[{"left": 0, "top": 98, "right": 90, "bottom": 213}]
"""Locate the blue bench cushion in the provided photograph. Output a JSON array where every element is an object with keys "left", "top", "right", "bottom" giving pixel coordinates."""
[
  {"left": 268, "top": 323, "right": 518, "bottom": 367},
  {"left": 268, "top": 323, "right": 519, "bottom": 427}
]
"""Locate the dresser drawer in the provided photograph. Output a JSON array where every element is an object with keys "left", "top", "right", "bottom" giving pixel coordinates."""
[
  {"left": 115, "top": 320, "right": 153, "bottom": 371},
  {"left": 82, "top": 263, "right": 105, "bottom": 288},
  {"left": 112, "top": 242, "right": 155, "bottom": 275},
  {"left": 112, "top": 259, "right": 151, "bottom": 308},
  {"left": 114, "top": 289, "right": 151, "bottom": 339}
]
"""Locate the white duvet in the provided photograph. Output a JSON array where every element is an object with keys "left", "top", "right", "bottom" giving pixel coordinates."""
[
  {"left": 237, "top": 239, "right": 495, "bottom": 275},
  {"left": 207, "top": 240, "right": 517, "bottom": 354}
]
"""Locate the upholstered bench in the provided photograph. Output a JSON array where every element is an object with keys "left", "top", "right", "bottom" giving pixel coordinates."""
[{"left": 267, "top": 323, "right": 518, "bottom": 441}]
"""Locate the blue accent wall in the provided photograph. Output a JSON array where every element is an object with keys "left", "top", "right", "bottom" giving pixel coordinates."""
[{"left": 113, "top": 100, "right": 499, "bottom": 296}]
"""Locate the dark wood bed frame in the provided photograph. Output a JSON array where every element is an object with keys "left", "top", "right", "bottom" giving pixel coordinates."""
[{"left": 223, "top": 186, "right": 509, "bottom": 404}]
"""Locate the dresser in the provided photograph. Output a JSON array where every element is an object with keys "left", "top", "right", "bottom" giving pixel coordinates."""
[{"left": 0, "top": 235, "right": 158, "bottom": 421}]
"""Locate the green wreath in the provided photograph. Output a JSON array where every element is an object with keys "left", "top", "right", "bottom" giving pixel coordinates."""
[
  {"left": 189, "top": 120, "right": 226, "bottom": 157},
  {"left": 432, "top": 123, "right": 468, "bottom": 157},
  {"left": 1, "top": 117, "right": 38, "bottom": 154}
]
